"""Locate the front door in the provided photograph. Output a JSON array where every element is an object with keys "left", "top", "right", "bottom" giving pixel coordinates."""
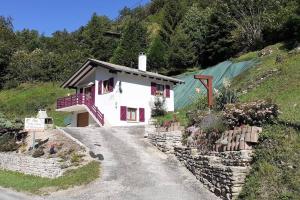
[{"left": 77, "top": 112, "right": 89, "bottom": 127}]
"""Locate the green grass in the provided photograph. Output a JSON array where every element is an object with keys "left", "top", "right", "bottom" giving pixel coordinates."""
[
  {"left": 232, "top": 43, "right": 300, "bottom": 123},
  {"left": 239, "top": 125, "right": 300, "bottom": 200},
  {"left": 0, "top": 161, "right": 100, "bottom": 194},
  {"left": 0, "top": 82, "right": 72, "bottom": 126},
  {"left": 231, "top": 43, "right": 300, "bottom": 200}
]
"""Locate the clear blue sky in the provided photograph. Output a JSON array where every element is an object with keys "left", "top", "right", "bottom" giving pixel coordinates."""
[{"left": 0, "top": 0, "right": 149, "bottom": 36}]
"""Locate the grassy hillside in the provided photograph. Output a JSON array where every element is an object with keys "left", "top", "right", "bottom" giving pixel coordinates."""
[
  {"left": 232, "top": 44, "right": 300, "bottom": 199},
  {"left": 0, "top": 83, "right": 72, "bottom": 126},
  {"left": 156, "top": 43, "right": 300, "bottom": 199},
  {"left": 232, "top": 43, "right": 300, "bottom": 123}
]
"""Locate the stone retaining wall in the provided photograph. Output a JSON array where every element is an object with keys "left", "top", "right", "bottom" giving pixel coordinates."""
[
  {"left": 174, "top": 147, "right": 252, "bottom": 200},
  {"left": 0, "top": 152, "right": 64, "bottom": 178},
  {"left": 147, "top": 131, "right": 182, "bottom": 154}
]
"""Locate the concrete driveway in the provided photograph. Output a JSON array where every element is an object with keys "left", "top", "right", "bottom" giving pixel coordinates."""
[{"left": 1, "top": 127, "right": 219, "bottom": 200}]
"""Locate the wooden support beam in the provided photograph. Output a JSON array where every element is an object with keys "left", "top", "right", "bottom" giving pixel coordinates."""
[{"left": 194, "top": 75, "right": 214, "bottom": 108}]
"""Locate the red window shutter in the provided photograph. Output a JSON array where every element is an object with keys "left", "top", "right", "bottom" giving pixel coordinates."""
[
  {"left": 166, "top": 85, "right": 170, "bottom": 98},
  {"left": 109, "top": 78, "right": 114, "bottom": 92},
  {"left": 120, "top": 106, "right": 127, "bottom": 121},
  {"left": 98, "top": 80, "right": 102, "bottom": 95},
  {"left": 151, "top": 82, "right": 156, "bottom": 95},
  {"left": 139, "top": 108, "right": 145, "bottom": 122}
]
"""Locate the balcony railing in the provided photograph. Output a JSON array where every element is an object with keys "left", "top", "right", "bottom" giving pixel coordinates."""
[{"left": 57, "top": 94, "right": 104, "bottom": 126}]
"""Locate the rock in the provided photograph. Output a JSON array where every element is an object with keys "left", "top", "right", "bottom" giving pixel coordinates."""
[{"left": 32, "top": 147, "right": 45, "bottom": 158}]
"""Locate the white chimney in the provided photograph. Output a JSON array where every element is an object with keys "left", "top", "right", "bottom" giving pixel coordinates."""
[{"left": 138, "top": 53, "right": 147, "bottom": 71}]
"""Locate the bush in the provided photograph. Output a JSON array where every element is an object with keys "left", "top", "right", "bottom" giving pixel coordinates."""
[
  {"left": 223, "top": 100, "right": 279, "bottom": 128},
  {"left": 215, "top": 78, "right": 239, "bottom": 110},
  {"left": 184, "top": 112, "right": 227, "bottom": 151},
  {"left": 151, "top": 97, "right": 167, "bottom": 117},
  {"left": 0, "top": 113, "right": 23, "bottom": 152}
]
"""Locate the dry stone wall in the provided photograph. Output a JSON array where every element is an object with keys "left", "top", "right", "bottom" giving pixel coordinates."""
[
  {"left": 146, "top": 124, "right": 255, "bottom": 199},
  {"left": 174, "top": 147, "right": 252, "bottom": 200},
  {"left": 0, "top": 152, "right": 64, "bottom": 178},
  {"left": 147, "top": 131, "right": 182, "bottom": 154}
]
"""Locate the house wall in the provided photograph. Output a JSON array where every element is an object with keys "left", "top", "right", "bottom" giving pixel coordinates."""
[
  {"left": 68, "top": 66, "right": 177, "bottom": 127},
  {"left": 93, "top": 67, "right": 175, "bottom": 126}
]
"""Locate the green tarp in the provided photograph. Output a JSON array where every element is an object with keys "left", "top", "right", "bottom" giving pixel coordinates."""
[{"left": 174, "top": 60, "right": 258, "bottom": 110}]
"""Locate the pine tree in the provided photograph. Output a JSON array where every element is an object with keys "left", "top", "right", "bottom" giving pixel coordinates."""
[
  {"left": 110, "top": 19, "right": 147, "bottom": 68},
  {"left": 147, "top": 35, "right": 167, "bottom": 72}
]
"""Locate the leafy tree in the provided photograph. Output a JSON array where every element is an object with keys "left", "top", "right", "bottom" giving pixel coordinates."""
[
  {"left": 0, "top": 16, "right": 16, "bottom": 88},
  {"left": 5, "top": 49, "right": 59, "bottom": 84},
  {"left": 15, "top": 29, "right": 42, "bottom": 51},
  {"left": 220, "top": 0, "right": 298, "bottom": 50},
  {"left": 110, "top": 19, "right": 147, "bottom": 67}
]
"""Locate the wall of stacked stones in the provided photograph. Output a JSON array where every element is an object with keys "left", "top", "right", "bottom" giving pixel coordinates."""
[
  {"left": 147, "top": 124, "right": 255, "bottom": 200},
  {"left": 174, "top": 147, "right": 252, "bottom": 200},
  {"left": 147, "top": 131, "right": 182, "bottom": 154},
  {"left": 0, "top": 152, "right": 65, "bottom": 178}
]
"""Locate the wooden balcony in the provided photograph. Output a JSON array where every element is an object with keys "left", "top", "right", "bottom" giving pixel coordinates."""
[{"left": 56, "top": 94, "right": 104, "bottom": 126}]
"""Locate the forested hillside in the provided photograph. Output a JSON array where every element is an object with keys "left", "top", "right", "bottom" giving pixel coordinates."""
[{"left": 0, "top": 0, "right": 299, "bottom": 89}]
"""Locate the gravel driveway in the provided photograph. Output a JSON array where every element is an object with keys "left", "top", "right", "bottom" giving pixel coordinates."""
[{"left": 1, "top": 127, "right": 219, "bottom": 200}]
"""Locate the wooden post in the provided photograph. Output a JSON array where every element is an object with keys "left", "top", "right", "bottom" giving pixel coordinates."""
[{"left": 194, "top": 75, "right": 214, "bottom": 108}]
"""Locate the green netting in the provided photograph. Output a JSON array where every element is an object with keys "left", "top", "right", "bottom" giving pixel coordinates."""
[{"left": 174, "top": 60, "right": 258, "bottom": 110}]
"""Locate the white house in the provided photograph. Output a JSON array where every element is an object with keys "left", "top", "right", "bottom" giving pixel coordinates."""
[{"left": 56, "top": 54, "right": 184, "bottom": 127}]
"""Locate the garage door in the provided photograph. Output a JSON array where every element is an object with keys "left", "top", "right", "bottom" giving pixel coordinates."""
[{"left": 77, "top": 112, "right": 89, "bottom": 127}]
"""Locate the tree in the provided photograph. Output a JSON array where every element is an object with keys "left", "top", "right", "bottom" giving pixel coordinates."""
[
  {"left": 168, "top": 27, "right": 197, "bottom": 72},
  {"left": 180, "top": 4, "right": 213, "bottom": 65},
  {"left": 80, "top": 14, "right": 117, "bottom": 61},
  {"left": 15, "top": 29, "right": 42, "bottom": 51},
  {"left": 0, "top": 16, "right": 17, "bottom": 88},
  {"left": 160, "top": 0, "right": 185, "bottom": 44},
  {"left": 110, "top": 19, "right": 147, "bottom": 67},
  {"left": 201, "top": 8, "right": 235, "bottom": 65},
  {"left": 147, "top": 35, "right": 167, "bottom": 72},
  {"left": 220, "top": 0, "right": 297, "bottom": 50}
]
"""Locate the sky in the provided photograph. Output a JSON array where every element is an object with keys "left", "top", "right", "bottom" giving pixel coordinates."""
[{"left": 0, "top": 0, "right": 149, "bottom": 36}]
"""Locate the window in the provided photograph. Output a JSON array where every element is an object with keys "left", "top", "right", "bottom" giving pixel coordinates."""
[
  {"left": 156, "top": 84, "right": 164, "bottom": 96},
  {"left": 103, "top": 80, "right": 109, "bottom": 94},
  {"left": 127, "top": 108, "right": 137, "bottom": 121}
]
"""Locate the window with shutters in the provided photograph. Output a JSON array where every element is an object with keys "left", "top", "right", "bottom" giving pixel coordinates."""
[
  {"left": 103, "top": 80, "right": 109, "bottom": 94},
  {"left": 155, "top": 84, "right": 164, "bottom": 96},
  {"left": 127, "top": 108, "right": 137, "bottom": 121}
]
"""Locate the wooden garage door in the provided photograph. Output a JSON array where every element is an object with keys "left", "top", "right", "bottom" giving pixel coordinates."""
[{"left": 77, "top": 112, "right": 89, "bottom": 127}]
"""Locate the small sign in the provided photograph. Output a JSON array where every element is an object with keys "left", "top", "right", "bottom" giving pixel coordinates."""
[{"left": 24, "top": 118, "right": 45, "bottom": 131}]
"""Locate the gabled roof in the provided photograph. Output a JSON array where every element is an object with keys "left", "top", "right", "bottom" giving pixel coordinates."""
[{"left": 61, "top": 58, "right": 184, "bottom": 88}]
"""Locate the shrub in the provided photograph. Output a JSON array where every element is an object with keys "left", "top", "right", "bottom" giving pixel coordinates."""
[
  {"left": 0, "top": 113, "right": 23, "bottom": 152},
  {"left": 223, "top": 100, "right": 279, "bottom": 128},
  {"left": 151, "top": 97, "right": 167, "bottom": 117},
  {"left": 71, "top": 153, "right": 84, "bottom": 165},
  {"left": 215, "top": 78, "right": 239, "bottom": 110}
]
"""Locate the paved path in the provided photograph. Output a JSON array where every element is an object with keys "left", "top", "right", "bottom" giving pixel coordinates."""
[{"left": 1, "top": 127, "right": 219, "bottom": 200}]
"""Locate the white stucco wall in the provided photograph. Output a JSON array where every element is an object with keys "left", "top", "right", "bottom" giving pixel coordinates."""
[{"left": 71, "top": 66, "right": 176, "bottom": 127}]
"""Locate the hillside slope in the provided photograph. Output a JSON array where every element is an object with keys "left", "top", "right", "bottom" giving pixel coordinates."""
[
  {"left": 0, "top": 83, "right": 72, "bottom": 126},
  {"left": 231, "top": 44, "right": 300, "bottom": 200},
  {"left": 233, "top": 43, "right": 300, "bottom": 123}
]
